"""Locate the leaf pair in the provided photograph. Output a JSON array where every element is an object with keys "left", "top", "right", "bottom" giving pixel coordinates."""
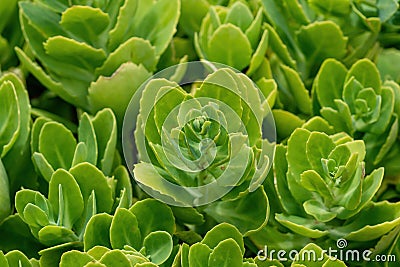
[
  {"left": 83, "top": 199, "right": 176, "bottom": 266},
  {"left": 31, "top": 108, "right": 118, "bottom": 181},
  {"left": 15, "top": 162, "right": 131, "bottom": 247}
]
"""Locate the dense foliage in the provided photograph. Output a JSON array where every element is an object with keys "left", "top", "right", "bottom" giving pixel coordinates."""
[{"left": 0, "top": 0, "right": 399, "bottom": 266}]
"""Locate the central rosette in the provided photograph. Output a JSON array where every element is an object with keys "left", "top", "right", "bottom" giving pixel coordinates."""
[{"left": 125, "top": 65, "right": 276, "bottom": 206}]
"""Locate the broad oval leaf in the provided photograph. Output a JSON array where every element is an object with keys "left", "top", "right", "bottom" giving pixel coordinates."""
[
  {"left": 69, "top": 163, "right": 114, "bottom": 214},
  {"left": 297, "top": 21, "right": 348, "bottom": 75},
  {"left": 38, "top": 225, "right": 78, "bottom": 247},
  {"left": 99, "top": 250, "right": 131, "bottom": 267},
  {"left": 143, "top": 231, "right": 173, "bottom": 265},
  {"left": 207, "top": 24, "right": 252, "bottom": 70},
  {"left": 133, "top": 0, "right": 180, "bottom": 55},
  {"left": 38, "top": 121, "right": 77, "bottom": 170},
  {"left": 84, "top": 213, "right": 113, "bottom": 251},
  {"left": 201, "top": 223, "right": 244, "bottom": 254},
  {"left": 188, "top": 243, "right": 212, "bottom": 267},
  {"left": 110, "top": 208, "right": 141, "bottom": 250},
  {"left": 129, "top": 199, "right": 175, "bottom": 243},
  {"left": 345, "top": 58, "right": 381, "bottom": 94},
  {"left": 208, "top": 238, "right": 243, "bottom": 267},
  {"left": 4, "top": 250, "right": 32, "bottom": 267},
  {"left": 60, "top": 250, "right": 94, "bottom": 267}
]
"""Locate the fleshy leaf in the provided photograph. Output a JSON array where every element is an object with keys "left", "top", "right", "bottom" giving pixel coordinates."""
[
  {"left": 60, "top": 250, "right": 94, "bottom": 267},
  {"left": 89, "top": 63, "right": 151, "bottom": 123},
  {"left": 297, "top": 21, "right": 348, "bottom": 75},
  {"left": 60, "top": 6, "right": 110, "bottom": 48},
  {"left": 336, "top": 201, "right": 400, "bottom": 241},
  {"left": 188, "top": 243, "right": 212, "bottom": 267},
  {"left": 84, "top": 213, "right": 113, "bottom": 251},
  {"left": 345, "top": 58, "right": 381, "bottom": 94},
  {"left": 38, "top": 122, "right": 77, "bottom": 170},
  {"left": 275, "top": 213, "right": 328, "bottom": 239},
  {"left": 314, "top": 59, "right": 348, "bottom": 109},
  {"left": 206, "top": 24, "right": 253, "bottom": 70},
  {"left": 91, "top": 109, "right": 117, "bottom": 176},
  {"left": 129, "top": 199, "right": 175, "bottom": 243},
  {"left": 280, "top": 65, "right": 312, "bottom": 115},
  {"left": 204, "top": 187, "right": 269, "bottom": 236},
  {"left": 208, "top": 239, "right": 243, "bottom": 267},
  {"left": 110, "top": 208, "right": 141, "bottom": 250},
  {"left": 0, "top": 81, "right": 19, "bottom": 158},
  {"left": 142, "top": 231, "right": 173, "bottom": 265},
  {"left": 201, "top": 223, "right": 244, "bottom": 254},
  {"left": 48, "top": 169, "right": 84, "bottom": 229},
  {"left": 95, "top": 37, "right": 157, "bottom": 76},
  {"left": 133, "top": 0, "right": 180, "bottom": 55}
]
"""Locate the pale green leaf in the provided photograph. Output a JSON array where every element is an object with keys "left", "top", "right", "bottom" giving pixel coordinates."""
[{"left": 207, "top": 24, "right": 252, "bottom": 70}]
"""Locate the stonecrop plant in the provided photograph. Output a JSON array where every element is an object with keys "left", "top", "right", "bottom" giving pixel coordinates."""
[
  {"left": 0, "top": 0, "right": 399, "bottom": 266},
  {"left": 126, "top": 64, "right": 275, "bottom": 236},
  {"left": 274, "top": 128, "right": 400, "bottom": 243},
  {"left": 17, "top": 0, "right": 180, "bottom": 123},
  {"left": 313, "top": 58, "right": 400, "bottom": 174}
]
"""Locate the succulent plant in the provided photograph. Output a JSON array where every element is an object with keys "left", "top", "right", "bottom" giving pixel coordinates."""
[
  {"left": 273, "top": 128, "right": 400, "bottom": 244},
  {"left": 127, "top": 64, "right": 274, "bottom": 234},
  {"left": 313, "top": 58, "right": 400, "bottom": 174},
  {"left": 15, "top": 162, "right": 132, "bottom": 247},
  {"left": 17, "top": 0, "right": 180, "bottom": 122},
  {"left": 258, "top": 0, "right": 400, "bottom": 123},
  {"left": 80, "top": 199, "right": 177, "bottom": 266},
  {"left": 0, "top": 0, "right": 399, "bottom": 266},
  {"left": 172, "top": 223, "right": 257, "bottom": 267},
  {"left": 15, "top": 109, "right": 132, "bottom": 252},
  {"left": 261, "top": 0, "right": 399, "bottom": 81},
  {"left": 31, "top": 108, "right": 122, "bottom": 181},
  {"left": 194, "top": 1, "right": 269, "bottom": 76}
]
